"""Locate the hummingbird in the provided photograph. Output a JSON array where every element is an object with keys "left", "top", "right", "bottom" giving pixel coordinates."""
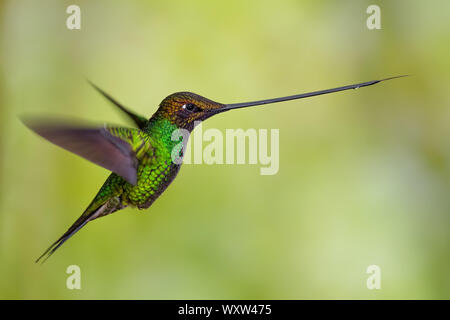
[{"left": 24, "top": 75, "right": 406, "bottom": 262}]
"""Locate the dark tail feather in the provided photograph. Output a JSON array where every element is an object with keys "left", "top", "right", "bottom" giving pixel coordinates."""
[
  {"left": 35, "top": 201, "right": 109, "bottom": 263},
  {"left": 35, "top": 218, "right": 90, "bottom": 264}
]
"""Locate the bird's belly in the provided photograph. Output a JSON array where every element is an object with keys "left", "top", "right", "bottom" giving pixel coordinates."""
[{"left": 123, "top": 162, "right": 181, "bottom": 209}]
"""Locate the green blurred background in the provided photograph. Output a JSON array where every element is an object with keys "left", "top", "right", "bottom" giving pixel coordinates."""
[{"left": 1, "top": 0, "right": 449, "bottom": 299}]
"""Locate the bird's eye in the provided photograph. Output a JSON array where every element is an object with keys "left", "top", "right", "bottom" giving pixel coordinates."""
[{"left": 182, "top": 103, "right": 199, "bottom": 112}]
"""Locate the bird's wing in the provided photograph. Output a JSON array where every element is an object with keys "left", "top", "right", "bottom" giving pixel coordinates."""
[
  {"left": 88, "top": 81, "right": 149, "bottom": 130},
  {"left": 23, "top": 119, "right": 153, "bottom": 185}
]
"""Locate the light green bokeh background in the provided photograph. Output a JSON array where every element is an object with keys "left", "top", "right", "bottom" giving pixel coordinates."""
[{"left": 1, "top": 0, "right": 449, "bottom": 299}]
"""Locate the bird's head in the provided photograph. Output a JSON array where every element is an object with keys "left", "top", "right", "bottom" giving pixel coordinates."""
[{"left": 155, "top": 92, "right": 226, "bottom": 131}]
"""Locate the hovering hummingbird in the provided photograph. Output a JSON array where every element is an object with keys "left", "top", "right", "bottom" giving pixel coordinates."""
[{"left": 24, "top": 75, "right": 406, "bottom": 262}]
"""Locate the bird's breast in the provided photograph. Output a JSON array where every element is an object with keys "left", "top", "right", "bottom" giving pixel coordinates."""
[{"left": 124, "top": 160, "right": 181, "bottom": 209}]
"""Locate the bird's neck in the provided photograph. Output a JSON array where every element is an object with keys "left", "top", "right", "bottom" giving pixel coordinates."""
[{"left": 145, "top": 115, "right": 187, "bottom": 156}]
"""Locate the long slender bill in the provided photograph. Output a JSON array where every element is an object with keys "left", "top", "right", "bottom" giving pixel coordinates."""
[{"left": 220, "top": 75, "right": 407, "bottom": 111}]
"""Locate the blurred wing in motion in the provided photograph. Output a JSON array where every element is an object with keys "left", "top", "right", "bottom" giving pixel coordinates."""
[
  {"left": 22, "top": 119, "right": 145, "bottom": 185},
  {"left": 88, "top": 81, "right": 149, "bottom": 130}
]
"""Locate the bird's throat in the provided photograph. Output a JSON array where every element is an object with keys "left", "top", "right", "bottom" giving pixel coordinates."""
[{"left": 145, "top": 116, "right": 186, "bottom": 155}]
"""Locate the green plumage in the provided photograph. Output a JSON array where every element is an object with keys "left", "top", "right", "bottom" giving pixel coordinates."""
[
  {"left": 65, "top": 117, "right": 181, "bottom": 212},
  {"left": 100, "top": 118, "right": 181, "bottom": 209}
]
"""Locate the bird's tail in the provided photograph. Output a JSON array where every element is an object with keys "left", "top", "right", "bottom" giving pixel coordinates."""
[
  {"left": 35, "top": 214, "right": 92, "bottom": 264},
  {"left": 36, "top": 194, "right": 123, "bottom": 264}
]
